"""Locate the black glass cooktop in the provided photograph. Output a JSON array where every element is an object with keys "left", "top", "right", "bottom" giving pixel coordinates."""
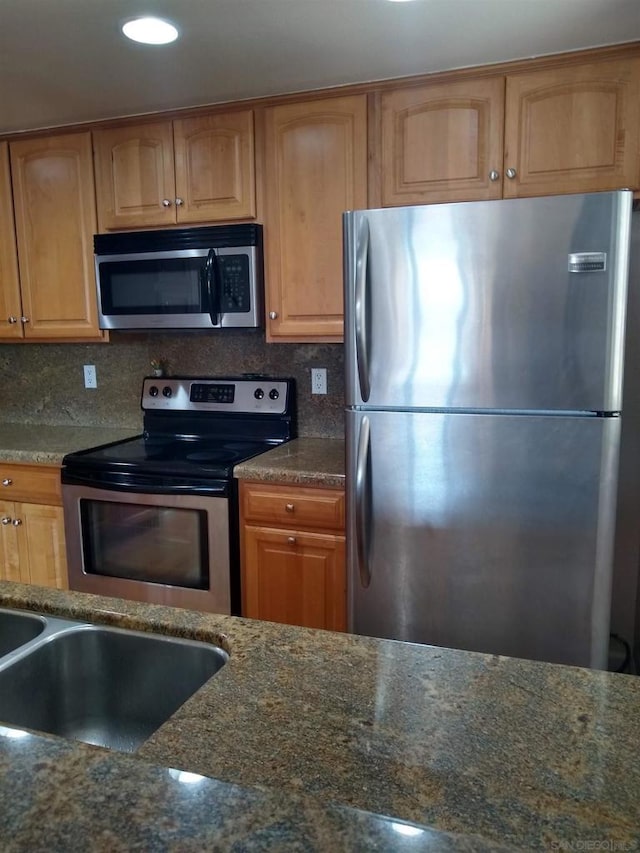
[{"left": 64, "top": 435, "right": 275, "bottom": 480}]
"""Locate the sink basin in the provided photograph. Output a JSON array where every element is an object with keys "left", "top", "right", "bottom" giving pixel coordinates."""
[
  {"left": 0, "top": 623, "right": 227, "bottom": 752},
  {"left": 0, "top": 609, "right": 46, "bottom": 658}
]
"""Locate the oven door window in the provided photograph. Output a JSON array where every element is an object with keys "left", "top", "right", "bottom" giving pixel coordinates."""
[
  {"left": 99, "top": 257, "right": 208, "bottom": 315},
  {"left": 80, "top": 500, "right": 209, "bottom": 589}
]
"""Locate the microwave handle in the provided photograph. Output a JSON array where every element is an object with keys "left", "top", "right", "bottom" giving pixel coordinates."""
[{"left": 205, "top": 249, "right": 221, "bottom": 326}]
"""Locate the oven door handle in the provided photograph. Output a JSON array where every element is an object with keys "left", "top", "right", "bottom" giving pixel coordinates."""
[{"left": 205, "top": 248, "right": 221, "bottom": 327}]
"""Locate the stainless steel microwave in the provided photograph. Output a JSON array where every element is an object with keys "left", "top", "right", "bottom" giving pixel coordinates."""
[{"left": 94, "top": 224, "right": 263, "bottom": 330}]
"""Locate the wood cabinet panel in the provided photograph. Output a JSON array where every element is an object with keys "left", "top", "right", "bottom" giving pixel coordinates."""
[
  {"left": 239, "top": 481, "right": 346, "bottom": 631},
  {"left": 503, "top": 58, "right": 640, "bottom": 197},
  {"left": 0, "top": 463, "right": 62, "bottom": 506},
  {"left": 0, "top": 498, "right": 66, "bottom": 590},
  {"left": 10, "top": 132, "right": 103, "bottom": 340},
  {"left": 93, "top": 122, "right": 176, "bottom": 230},
  {"left": 242, "top": 525, "right": 346, "bottom": 632},
  {"left": 381, "top": 77, "right": 505, "bottom": 205},
  {"left": 173, "top": 111, "right": 256, "bottom": 223},
  {"left": 0, "top": 142, "right": 22, "bottom": 340},
  {"left": 16, "top": 503, "right": 67, "bottom": 589},
  {"left": 241, "top": 483, "right": 344, "bottom": 530},
  {"left": 263, "top": 95, "right": 368, "bottom": 341}
]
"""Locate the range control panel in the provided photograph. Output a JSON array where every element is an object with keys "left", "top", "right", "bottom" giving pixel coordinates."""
[{"left": 141, "top": 377, "right": 291, "bottom": 415}]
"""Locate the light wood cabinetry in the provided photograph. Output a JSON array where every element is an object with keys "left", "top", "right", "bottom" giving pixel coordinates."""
[
  {"left": 380, "top": 57, "right": 640, "bottom": 205},
  {"left": 240, "top": 482, "right": 346, "bottom": 631},
  {"left": 93, "top": 110, "right": 256, "bottom": 231},
  {"left": 9, "top": 132, "right": 104, "bottom": 340},
  {"left": 503, "top": 59, "right": 640, "bottom": 198},
  {"left": 263, "top": 94, "right": 368, "bottom": 342},
  {"left": 381, "top": 77, "right": 506, "bottom": 205},
  {"left": 0, "top": 142, "right": 22, "bottom": 340},
  {"left": 0, "top": 463, "right": 67, "bottom": 590}
]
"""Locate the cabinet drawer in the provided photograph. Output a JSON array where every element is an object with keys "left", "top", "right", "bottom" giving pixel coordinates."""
[
  {"left": 240, "top": 483, "right": 345, "bottom": 531},
  {"left": 0, "top": 463, "right": 62, "bottom": 505}
]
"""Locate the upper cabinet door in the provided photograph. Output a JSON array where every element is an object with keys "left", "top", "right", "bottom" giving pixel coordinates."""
[
  {"left": 173, "top": 110, "right": 256, "bottom": 223},
  {"left": 0, "top": 142, "right": 23, "bottom": 340},
  {"left": 10, "top": 132, "right": 103, "bottom": 340},
  {"left": 93, "top": 121, "right": 176, "bottom": 230},
  {"left": 380, "top": 77, "right": 505, "bottom": 205},
  {"left": 264, "top": 95, "right": 368, "bottom": 342},
  {"left": 503, "top": 58, "right": 640, "bottom": 198}
]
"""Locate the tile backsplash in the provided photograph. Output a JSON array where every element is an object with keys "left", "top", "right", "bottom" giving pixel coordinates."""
[{"left": 0, "top": 331, "right": 345, "bottom": 438}]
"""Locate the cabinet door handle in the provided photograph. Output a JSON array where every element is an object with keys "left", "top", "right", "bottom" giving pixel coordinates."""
[
  {"left": 175, "top": 197, "right": 184, "bottom": 206},
  {"left": 12, "top": 518, "right": 22, "bottom": 526},
  {"left": 2, "top": 479, "right": 12, "bottom": 487},
  {"left": 162, "top": 199, "right": 173, "bottom": 207},
  {"left": 285, "top": 503, "right": 294, "bottom": 512},
  {"left": 269, "top": 311, "right": 278, "bottom": 320},
  {"left": 287, "top": 536, "right": 296, "bottom": 544},
  {"left": 20, "top": 317, "right": 30, "bottom": 324},
  {"left": 505, "top": 167, "right": 517, "bottom": 179},
  {"left": 1, "top": 517, "right": 11, "bottom": 525},
  {"left": 8, "top": 316, "right": 18, "bottom": 324},
  {"left": 489, "top": 170, "right": 500, "bottom": 181}
]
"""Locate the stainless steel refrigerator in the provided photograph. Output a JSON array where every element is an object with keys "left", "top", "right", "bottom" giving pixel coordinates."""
[{"left": 344, "top": 190, "right": 640, "bottom": 670}]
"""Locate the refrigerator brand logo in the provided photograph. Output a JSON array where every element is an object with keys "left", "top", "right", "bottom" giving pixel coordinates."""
[{"left": 568, "top": 252, "right": 607, "bottom": 273}]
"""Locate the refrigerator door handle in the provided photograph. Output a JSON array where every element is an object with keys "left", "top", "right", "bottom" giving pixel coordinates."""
[
  {"left": 355, "top": 415, "right": 372, "bottom": 588},
  {"left": 355, "top": 216, "right": 371, "bottom": 402}
]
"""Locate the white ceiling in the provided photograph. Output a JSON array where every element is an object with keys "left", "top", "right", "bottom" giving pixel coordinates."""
[{"left": 2, "top": 0, "right": 640, "bottom": 135}]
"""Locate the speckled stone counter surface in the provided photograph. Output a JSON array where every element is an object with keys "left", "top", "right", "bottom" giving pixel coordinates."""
[
  {"left": 0, "top": 582, "right": 639, "bottom": 851},
  {"left": 0, "top": 423, "right": 140, "bottom": 465},
  {"left": 234, "top": 437, "right": 345, "bottom": 488}
]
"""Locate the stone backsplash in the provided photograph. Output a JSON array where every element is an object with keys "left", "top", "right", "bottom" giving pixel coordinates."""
[{"left": 0, "top": 331, "right": 345, "bottom": 439}]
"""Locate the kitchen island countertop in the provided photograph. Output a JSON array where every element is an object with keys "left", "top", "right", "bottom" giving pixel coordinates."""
[{"left": 0, "top": 581, "right": 638, "bottom": 851}]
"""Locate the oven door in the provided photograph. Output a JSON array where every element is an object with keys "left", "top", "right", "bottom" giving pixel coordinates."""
[{"left": 63, "top": 483, "right": 232, "bottom": 614}]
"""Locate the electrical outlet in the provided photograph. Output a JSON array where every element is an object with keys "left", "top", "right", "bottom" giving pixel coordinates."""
[
  {"left": 83, "top": 365, "right": 97, "bottom": 389},
  {"left": 311, "top": 367, "right": 327, "bottom": 395}
]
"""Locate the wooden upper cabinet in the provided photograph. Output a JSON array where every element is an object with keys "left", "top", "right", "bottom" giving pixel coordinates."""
[
  {"left": 381, "top": 77, "right": 505, "bottom": 205},
  {"left": 93, "top": 121, "right": 176, "bottom": 230},
  {"left": 503, "top": 58, "right": 640, "bottom": 197},
  {"left": 263, "top": 94, "right": 368, "bottom": 342},
  {"left": 94, "top": 110, "right": 256, "bottom": 230},
  {"left": 173, "top": 112, "right": 256, "bottom": 223},
  {"left": 10, "top": 132, "right": 103, "bottom": 340},
  {"left": 0, "top": 142, "right": 22, "bottom": 340}
]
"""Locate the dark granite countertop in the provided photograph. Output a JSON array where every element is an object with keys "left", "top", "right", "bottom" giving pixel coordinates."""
[
  {"left": 0, "top": 581, "right": 638, "bottom": 850},
  {"left": 234, "top": 437, "right": 345, "bottom": 488},
  {"left": 0, "top": 424, "right": 140, "bottom": 465}
]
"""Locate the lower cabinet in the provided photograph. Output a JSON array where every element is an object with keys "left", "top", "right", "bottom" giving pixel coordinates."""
[
  {"left": 0, "top": 464, "right": 67, "bottom": 590},
  {"left": 239, "top": 481, "right": 346, "bottom": 631}
]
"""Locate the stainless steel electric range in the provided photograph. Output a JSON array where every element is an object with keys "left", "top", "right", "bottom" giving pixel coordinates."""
[{"left": 61, "top": 376, "right": 295, "bottom": 614}]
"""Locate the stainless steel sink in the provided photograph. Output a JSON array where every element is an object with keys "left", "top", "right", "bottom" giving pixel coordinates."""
[
  {"left": 0, "top": 609, "right": 46, "bottom": 657},
  {"left": 0, "top": 612, "right": 227, "bottom": 752}
]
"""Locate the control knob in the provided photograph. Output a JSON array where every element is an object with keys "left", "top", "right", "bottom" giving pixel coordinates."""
[
  {"left": 149, "top": 386, "right": 159, "bottom": 398},
  {"left": 162, "top": 386, "right": 172, "bottom": 398},
  {"left": 269, "top": 388, "right": 280, "bottom": 400},
  {"left": 254, "top": 388, "right": 264, "bottom": 400}
]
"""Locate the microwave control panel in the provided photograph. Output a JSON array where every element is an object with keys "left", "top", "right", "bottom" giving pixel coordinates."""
[{"left": 219, "top": 256, "right": 251, "bottom": 313}]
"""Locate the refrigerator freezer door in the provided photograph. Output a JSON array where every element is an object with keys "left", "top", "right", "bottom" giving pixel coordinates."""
[
  {"left": 344, "top": 191, "right": 632, "bottom": 412},
  {"left": 346, "top": 409, "right": 620, "bottom": 668}
]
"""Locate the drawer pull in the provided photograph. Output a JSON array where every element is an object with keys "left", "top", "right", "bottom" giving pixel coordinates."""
[
  {"left": 287, "top": 536, "right": 296, "bottom": 544},
  {"left": 1, "top": 517, "right": 11, "bottom": 525},
  {"left": 285, "top": 503, "right": 295, "bottom": 512},
  {"left": 2, "top": 479, "right": 12, "bottom": 487}
]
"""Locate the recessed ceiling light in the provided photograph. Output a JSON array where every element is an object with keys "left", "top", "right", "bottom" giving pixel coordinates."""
[{"left": 122, "top": 16, "right": 179, "bottom": 45}]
